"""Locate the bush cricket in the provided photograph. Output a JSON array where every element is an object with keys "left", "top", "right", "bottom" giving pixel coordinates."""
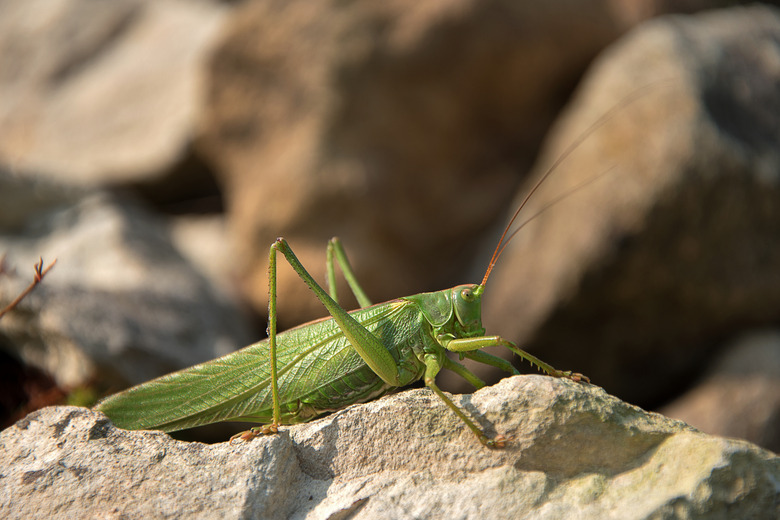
[{"left": 91, "top": 94, "right": 651, "bottom": 448}]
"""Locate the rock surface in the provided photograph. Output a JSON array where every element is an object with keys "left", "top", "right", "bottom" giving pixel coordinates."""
[
  {"left": 475, "top": 5, "right": 780, "bottom": 415},
  {"left": 0, "top": 0, "right": 227, "bottom": 184},
  {"left": 1, "top": 376, "right": 777, "bottom": 519}
]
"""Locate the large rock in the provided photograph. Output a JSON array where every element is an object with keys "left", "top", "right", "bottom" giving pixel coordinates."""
[
  {"left": 0, "top": 0, "right": 227, "bottom": 185},
  {"left": 197, "top": 0, "right": 657, "bottom": 328},
  {"left": 1, "top": 376, "right": 777, "bottom": 518},
  {"left": 476, "top": 5, "right": 780, "bottom": 415},
  {"left": 660, "top": 330, "right": 780, "bottom": 453}
]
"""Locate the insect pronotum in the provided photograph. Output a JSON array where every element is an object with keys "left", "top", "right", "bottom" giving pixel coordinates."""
[{"left": 94, "top": 93, "right": 648, "bottom": 448}]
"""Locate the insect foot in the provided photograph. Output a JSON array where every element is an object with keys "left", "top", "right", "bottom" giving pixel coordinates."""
[
  {"left": 229, "top": 424, "right": 279, "bottom": 445},
  {"left": 483, "top": 434, "right": 510, "bottom": 449},
  {"left": 552, "top": 370, "right": 590, "bottom": 384}
]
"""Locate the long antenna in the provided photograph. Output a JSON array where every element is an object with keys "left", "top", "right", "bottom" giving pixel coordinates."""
[
  {"left": 480, "top": 83, "right": 665, "bottom": 287},
  {"left": 490, "top": 166, "right": 616, "bottom": 266}
]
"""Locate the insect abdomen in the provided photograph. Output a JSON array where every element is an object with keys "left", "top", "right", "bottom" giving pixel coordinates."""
[{"left": 96, "top": 300, "right": 429, "bottom": 432}]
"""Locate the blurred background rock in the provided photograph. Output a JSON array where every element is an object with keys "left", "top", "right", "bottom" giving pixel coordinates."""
[{"left": 0, "top": 0, "right": 778, "bottom": 451}]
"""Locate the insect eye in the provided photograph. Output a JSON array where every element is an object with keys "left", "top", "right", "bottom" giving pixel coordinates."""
[{"left": 461, "top": 288, "right": 474, "bottom": 301}]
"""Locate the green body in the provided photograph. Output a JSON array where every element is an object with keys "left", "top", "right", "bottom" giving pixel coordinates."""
[
  {"left": 96, "top": 238, "right": 583, "bottom": 447},
  {"left": 99, "top": 292, "right": 460, "bottom": 432}
]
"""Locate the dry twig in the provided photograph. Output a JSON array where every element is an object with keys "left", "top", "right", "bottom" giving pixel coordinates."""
[{"left": 0, "top": 257, "right": 57, "bottom": 320}]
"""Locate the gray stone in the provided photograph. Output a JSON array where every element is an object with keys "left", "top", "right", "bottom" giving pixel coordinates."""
[
  {"left": 478, "top": 5, "right": 780, "bottom": 411},
  {"left": 0, "top": 0, "right": 227, "bottom": 184},
  {"left": 0, "top": 171, "right": 252, "bottom": 390},
  {"left": 197, "top": 0, "right": 658, "bottom": 328},
  {"left": 1, "top": 376, "right": 777, "bottom": 519},
  {"left": 660, "top": 330, "right": 780, "bottom": 453}
]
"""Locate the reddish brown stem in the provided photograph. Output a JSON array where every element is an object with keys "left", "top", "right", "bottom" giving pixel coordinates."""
[{"left": 0, "top": 258, "right": 57, "bottom": 320}]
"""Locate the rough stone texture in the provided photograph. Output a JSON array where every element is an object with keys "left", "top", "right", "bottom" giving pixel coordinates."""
[
  {"left": 0, "top": 172, "right": 252, "bottom": 391},
  {"left": 197, "top": 0, "right": 655, "bottom": 328},
  {"left": 1, "top": 376, "right": 777, "bottom": 519},
  {"left": 475, "top": 6, "right": 780, "bottom": 415},
  {"left": 660, "top": 330, "right": 780, "bottom": 453},
  {"left": 0, "top": 0, "right": 227, "bottom": 184}
]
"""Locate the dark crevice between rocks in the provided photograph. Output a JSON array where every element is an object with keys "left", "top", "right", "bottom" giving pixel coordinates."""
[
  {"left": 121, "top": 144, "right": 225, "bottom": 216},
  {"left": 0, "top": 345, "right": 66, "bottom": 431}
]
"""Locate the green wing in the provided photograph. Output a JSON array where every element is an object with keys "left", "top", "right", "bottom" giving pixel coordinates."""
[{"left": 95, "top": 300, "right": 419, "bottom": 432}]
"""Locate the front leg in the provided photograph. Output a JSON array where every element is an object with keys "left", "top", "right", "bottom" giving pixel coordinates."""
[{"left": 443, "top": 335, "right": 589, "bottom": 383}]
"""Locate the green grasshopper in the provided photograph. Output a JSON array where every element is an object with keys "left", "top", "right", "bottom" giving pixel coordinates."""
[
  {"left": 94, "top": 108, "right": 618, "bottom": 448},
  {"left": 95, "top": 198, "right": 586, "bottom": 449}
]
